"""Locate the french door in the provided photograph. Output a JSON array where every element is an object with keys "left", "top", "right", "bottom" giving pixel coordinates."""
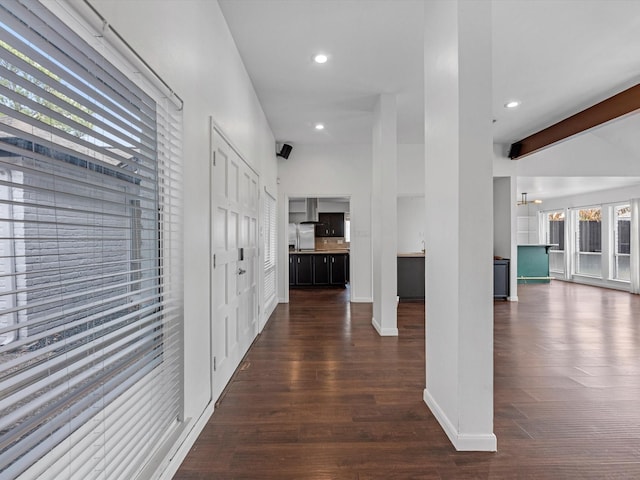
[{"left": 210, "top": 125, "right": 259, "bottom": 401}]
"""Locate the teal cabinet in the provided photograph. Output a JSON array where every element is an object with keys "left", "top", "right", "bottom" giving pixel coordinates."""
[{"left": 517, "top": 245, "right": 551, "bottom": 284}]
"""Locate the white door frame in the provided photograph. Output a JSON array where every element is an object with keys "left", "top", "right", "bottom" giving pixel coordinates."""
[{"left": 209, "top": 119, "right": 260, "bottom": 402}]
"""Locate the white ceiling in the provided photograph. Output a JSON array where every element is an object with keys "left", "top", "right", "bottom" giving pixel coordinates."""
[
  {"left": 518, "top": 176, "right": 640, "bottom": 203},
  {"left": 218, "top": 0, "right": 640, "bottom": 199}
]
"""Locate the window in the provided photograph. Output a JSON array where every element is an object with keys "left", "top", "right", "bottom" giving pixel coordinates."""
[
  {"left": 344, "top": 212, "right": 351, "bottom": 243},
  {"left": 546, "top": 211, "right": 565, "bottom": 275},
  {"left": 613, "top": 204, "right": 630, "bottom": 281},
  {"left": 0, "top": 3, "right": 182, "bottom": 478},
  {"left": 575, "top": 207, "right": 602, "bottom": 277},
  {"left": 263, "top": 189, "right": 276, "bottom": 308}
]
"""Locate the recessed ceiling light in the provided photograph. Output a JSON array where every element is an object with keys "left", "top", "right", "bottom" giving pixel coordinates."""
[
  {"left": 313, "top": 54, "right": 328, "bottom": 64},
  {"left": 314, "top": 123, "right": 325, "bottom": 131},
  {"left": 505, "top": 100, "right": 520, "bottom": 109}
]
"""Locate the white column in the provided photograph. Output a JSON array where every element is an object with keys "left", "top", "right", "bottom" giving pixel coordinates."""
[
  {"left": 371, "top": 93, "right": 398, "bottom": 336},
  {"left": 423, "top": 0, "right": 496, "bottom": 451}
]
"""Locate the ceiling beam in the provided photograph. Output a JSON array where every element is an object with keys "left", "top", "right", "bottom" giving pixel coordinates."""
[{"left": 509, "top": 83, "right": 640, "bottom": 159}]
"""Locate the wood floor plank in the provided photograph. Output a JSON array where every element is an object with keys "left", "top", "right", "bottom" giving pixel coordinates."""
[{"left": 175, "top": 283, "right": 640, "bottom": 479}]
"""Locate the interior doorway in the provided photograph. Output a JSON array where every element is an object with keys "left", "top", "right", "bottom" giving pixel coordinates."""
[{"left": 285, "top": 195, "right": 353, "bottom": 304}]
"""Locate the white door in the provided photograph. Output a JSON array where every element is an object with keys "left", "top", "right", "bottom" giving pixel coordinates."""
[{"left": 211, "top": 127, "right": 259, "bottom": 401}]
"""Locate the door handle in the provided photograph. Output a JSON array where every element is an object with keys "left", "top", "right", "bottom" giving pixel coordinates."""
[{"left": 238, "top": 268, "right": 246, "bottom": 275}]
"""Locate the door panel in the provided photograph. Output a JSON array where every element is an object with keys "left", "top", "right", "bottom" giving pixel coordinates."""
[{"left": 211, "top": 126, "right": 259, "bottom": 402}]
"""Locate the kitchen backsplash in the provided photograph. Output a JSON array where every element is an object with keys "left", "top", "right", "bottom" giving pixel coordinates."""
[{"left": 315, "top": 237, "right": 349, "bottom": 250}]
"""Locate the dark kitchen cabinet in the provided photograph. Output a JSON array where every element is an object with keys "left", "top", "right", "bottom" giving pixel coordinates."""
[
  {"left": 313, "top": 254, "right": 330, "bottom": 285},
  {"left": 289, "top": 253, "right": 349, "bottom": 287},
  {"left": 316, "top": 213, "right": 345, "bottom": 237},
  {"left": 289, "top": 255, "right": 296, "bottom": 286},
  {"left": 397, "top": 255, "right": 425, "bottom": 300},
  {"left": 294, "top": 254, "right": 313, "bottom": 286},
  {"left": 329, "top": 254, "right": 347, "bottom": 285},
  {"left": 494, "top": 259, "right": 510, "bottom": 299}
]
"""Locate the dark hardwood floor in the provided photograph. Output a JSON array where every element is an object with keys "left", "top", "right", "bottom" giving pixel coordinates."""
[{"left": 175, "top": 282, "right": 640, "bottom": 479}]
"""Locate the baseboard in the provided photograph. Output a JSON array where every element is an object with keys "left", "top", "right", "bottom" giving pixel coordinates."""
[
  {"left": 423, "top": 388, "right": 497, "bottom": 452},
  {"left": 371, "top": 317, "right": 399, "bottom": 336},
  {"left": 261, "top": 298, "right": 278, "bottom": 332},
  {"left": 158, "top": 401, "right": 216, "bottom": 480},
  {"left": 507, "top": 296, "right": 518, "bottom": 302},
  {"left": 139, "top": 420, "right": 190, "bottom": 480},
  {"left": 350, "top": 296, "right": 373, "bottom": 303}
]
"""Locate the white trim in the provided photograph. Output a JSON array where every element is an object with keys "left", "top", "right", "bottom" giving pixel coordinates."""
[
  {"left": 507, "top": 296, "right": 518, "bottom": 302},
  {"left": 157, "top": 402, "right": 216, "bottom": 480},
  {"left": 423, "top": 389, "right": 497, "bottom": 452},
  {"left": 561, "top": 275, "right": 631, "bottom": 293},
  {"left": 350, "top": 296, "right": 373, "bottom": 303},
  {"left": 261, "top": 296, "right": 278, "bottom": 332},
  {"left": 371, "top": 317, "right": 399, "bottom": 336}
]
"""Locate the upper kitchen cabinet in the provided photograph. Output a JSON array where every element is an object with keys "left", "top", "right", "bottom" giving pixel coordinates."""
[{"left": 316, "top": 212, "right": 345, "bottom": 237}]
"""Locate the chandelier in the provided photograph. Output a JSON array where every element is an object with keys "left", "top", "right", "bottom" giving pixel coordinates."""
[{"left": 517, "top": 192, "right": 542, "bottom": 206}]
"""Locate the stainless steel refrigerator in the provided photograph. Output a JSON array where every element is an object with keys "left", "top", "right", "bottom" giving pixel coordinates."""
[{"left": 297, "top": 224, "right": 315, "bottom": 250}]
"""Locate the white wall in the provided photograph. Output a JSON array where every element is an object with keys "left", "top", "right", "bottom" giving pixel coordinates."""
[
  {"left": 89, "top": 0, "right": 278, "bottom": 463},
  {"left": 397, "top": 196, "right": 425, "bottom": 253},
  {"left": 537, "top": 184, "right": 640, "bottom": 212},
  {"left": 277, "top": 144, "right": 372, "bottom": 302},
  {"left": 516, "top": 206, "right": 540, "bottom": 244},
  {"left": 397, "top": 144, "right": 425, "bottom": 253},
  {"left": 493, "top": 178, "right": 512, "bottom": 257},
  {"left": 318, "top": 199, "right": 350, "bottom": 212},
  {"left": 398, "top": 144, "right": 425, "bottom": 195},
  {"left": 515, "top": 129, "right": 640, "bottom": 177}
]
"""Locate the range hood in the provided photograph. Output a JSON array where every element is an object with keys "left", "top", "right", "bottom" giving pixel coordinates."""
[{"left": 300, "top": 197, "right": 320, "bottom": 224}]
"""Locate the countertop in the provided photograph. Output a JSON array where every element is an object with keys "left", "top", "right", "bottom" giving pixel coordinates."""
[
  {"left": 289, "top": 249, "right": 349, "bottom": 255},
  {"left": 397, "top": 252, "right": 425, "bottom": 258}
]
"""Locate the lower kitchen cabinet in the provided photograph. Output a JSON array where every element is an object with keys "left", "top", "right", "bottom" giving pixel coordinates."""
[
  {"left": 397, "top": 255, "right": 425, "bottom": 300},
  {"left": 313, "top": 254, "right": 330, "bottom": 285},
  {"left": 294, "top": 254, "right": 313, "bottom": 285},
  {"left": 289, "top": 255, "right": 296, "bottom": 286},
  {"left": 329, "top": 254, "right": 347, "bottom": 285},
  {"left": 290, "top": 252, "right": 349, "bottom": 287},
  {"left": 494, "top": 258, "right": 510, "bottom": 299}
]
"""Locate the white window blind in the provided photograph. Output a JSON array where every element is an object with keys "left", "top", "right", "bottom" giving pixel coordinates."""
[
  {"left": 0, "top": 1, "right": 183, "bottom": 478},
  {"left": 263, "top": 188, "right": 276, "bottom": 306}
]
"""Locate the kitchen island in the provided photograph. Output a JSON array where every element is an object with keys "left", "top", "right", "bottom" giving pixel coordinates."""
[
  {"left": 289, "top": 250, "right": 349, "bottom": 287},
  {"left": 517, "top": 244, "right": 552, "bottom": 284},
  {"left": 397, "top": 252, "right": 425, "bottom": 300}
]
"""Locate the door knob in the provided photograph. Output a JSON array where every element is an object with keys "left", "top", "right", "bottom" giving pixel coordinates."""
[{"left": 238, "top": 268, "right": 246, "bottom": 275}]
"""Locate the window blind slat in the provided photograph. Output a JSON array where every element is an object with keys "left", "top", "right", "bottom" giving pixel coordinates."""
[
  {"left": 0, "top": 286, "right": 162, "bottom": 344},
  {"left": 0, "top": 5, "right": 157, "bottom": 127},
  {"left": 0, "top": 78, "right": 156, "bottom": 161},
  {"left": 0, "top": 101, "right": 155, "bottom": 170},
  {"left": 0, "top": 47, "right": 157, "bottom": 148},
  {"left": 0, "top": 348, "right": 161, "bottom": 478},
  {"left": 0, "top": 119, "right": 157, "bottom": 182},
  {"left": 0, "top": 308, "right": 165, "bottom": 405},
  {"left": 0, "top": 2, "right": 183, "bottom": 476},
  {"left": 0, "top": 323, "right": 163, "bottom": 433},
  {"left": 0, "top": 303, "right": 167, "bottom": 392}
]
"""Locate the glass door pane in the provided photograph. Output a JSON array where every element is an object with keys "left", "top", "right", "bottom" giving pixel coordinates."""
[
  {"left": 575, "top": 207, "right": 602, "bottom": 277},
  {"left": 614, "top": 204, "right": 630, "bottom": 281},
  {"left": 547, "top": 211, "right": 565, "bottom": 275}
]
